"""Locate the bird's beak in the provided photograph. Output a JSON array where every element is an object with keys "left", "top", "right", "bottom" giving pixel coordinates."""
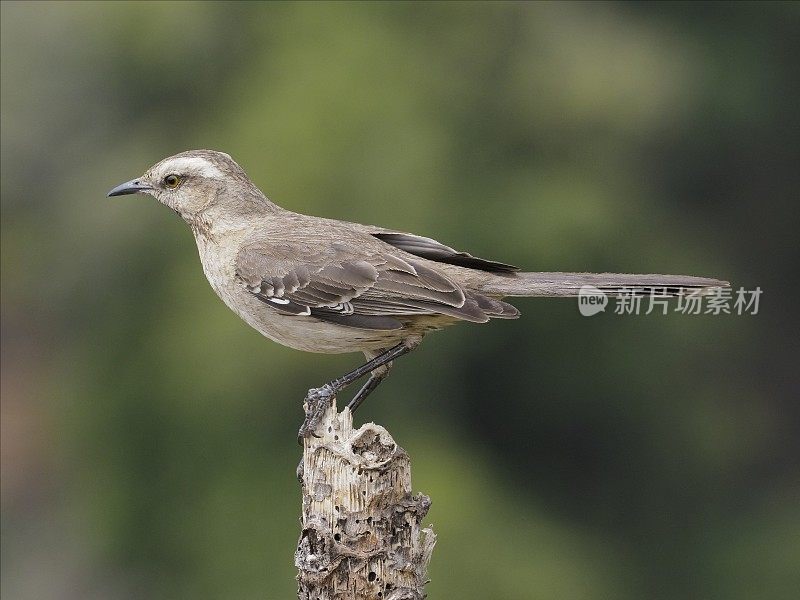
[{"left": 107, "top": 178, "right": 152, "bottom": 197}]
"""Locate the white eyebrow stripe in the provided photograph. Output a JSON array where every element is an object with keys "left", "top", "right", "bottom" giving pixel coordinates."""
[{"left": 161, "top": 156, "right": 223, "bottom": 179}]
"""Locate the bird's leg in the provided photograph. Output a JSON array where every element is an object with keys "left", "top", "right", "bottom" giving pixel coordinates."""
[
  {"left": 347, "top": 350, "right": 393, "bottom": 413},
  {"left": 346, "top": 351, "right": 393, "bottom": 414},
  {"left": 298, "top": 338, "right": 420, "bottom": 440},
  {"left": 328, "top": 341, "right": 415, "bottom": 389}
]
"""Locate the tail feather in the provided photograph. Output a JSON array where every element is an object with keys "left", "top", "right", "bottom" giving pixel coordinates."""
[{"left": 480, "top": 272, "right": 729, "bottom": 298}]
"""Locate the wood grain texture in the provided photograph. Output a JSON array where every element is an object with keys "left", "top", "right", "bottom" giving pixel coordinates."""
[{"left": 296, "top": 400, "right": 435, "bottom": 600}]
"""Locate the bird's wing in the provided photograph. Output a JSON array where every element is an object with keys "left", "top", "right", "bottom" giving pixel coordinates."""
[
  {"left": 235, "top": 240, "right": 518, "bottom": 330},
  {"left": 370, "top": 232, "right": 519, "bottom": 273}
]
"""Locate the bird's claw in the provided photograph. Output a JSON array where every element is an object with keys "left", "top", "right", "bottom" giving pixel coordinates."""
[{"left": 297, "top": 384, "right": 336, "bottom": 443}]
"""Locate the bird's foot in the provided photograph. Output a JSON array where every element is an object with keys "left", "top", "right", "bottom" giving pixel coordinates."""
[{"left": 297, "top": 383, "right": 337, "bottom": 443}]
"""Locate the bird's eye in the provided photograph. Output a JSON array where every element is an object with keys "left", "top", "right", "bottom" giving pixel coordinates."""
[{"left": 164, "top": 174, "right": 181, "bottom": 189}]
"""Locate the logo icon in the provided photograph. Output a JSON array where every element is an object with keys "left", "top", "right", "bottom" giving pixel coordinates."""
[{"left": 578, "top": 285, "right": 608, "bottom": 316}]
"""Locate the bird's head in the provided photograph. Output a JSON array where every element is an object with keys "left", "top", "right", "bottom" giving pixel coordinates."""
[{"left": 107, "top": 149, "right": 258, "bottom": 221}]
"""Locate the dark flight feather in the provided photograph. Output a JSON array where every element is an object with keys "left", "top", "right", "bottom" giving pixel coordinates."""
[{"left": 372, "top": 232, "right": 519, "bottom": 273}]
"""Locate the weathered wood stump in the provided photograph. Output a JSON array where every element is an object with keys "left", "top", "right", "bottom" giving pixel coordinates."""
[{"left": 296, "top": 399, "right": 436, "bottom": 599}]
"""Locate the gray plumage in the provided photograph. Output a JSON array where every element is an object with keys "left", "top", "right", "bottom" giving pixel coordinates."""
[{"left": 107, "top": 150, "right": 728, "bottom": 433}]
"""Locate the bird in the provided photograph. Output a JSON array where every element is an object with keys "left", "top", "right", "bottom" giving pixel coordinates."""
[{"left": 108, "top": 150, "right": 728, "bottom": 438}]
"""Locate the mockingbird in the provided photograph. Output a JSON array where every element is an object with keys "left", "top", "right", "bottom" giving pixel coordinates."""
[{"left": 108, "top": 150, "right": 727, "bottom": 437}]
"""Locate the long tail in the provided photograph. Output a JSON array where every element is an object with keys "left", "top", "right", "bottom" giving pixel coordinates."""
[{"left": 478, "top": 272, "right": 729, "bottom": 297}]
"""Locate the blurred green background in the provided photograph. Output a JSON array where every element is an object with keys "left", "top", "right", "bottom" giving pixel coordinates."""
[{"left": 2, "top": 2, "right": 798, "bottom": 599}]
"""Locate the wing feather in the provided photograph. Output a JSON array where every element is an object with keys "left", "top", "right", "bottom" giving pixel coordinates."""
[
  {"left": 372, "top": 232, "right": 519, "bottom": 273},
  {"left": 235, "top": 239, "right": 519, "bottom": 330}
]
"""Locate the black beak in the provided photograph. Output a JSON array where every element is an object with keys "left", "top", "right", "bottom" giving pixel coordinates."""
[{"left": 107, "top": 178, "right": 152, "bottom": 197}]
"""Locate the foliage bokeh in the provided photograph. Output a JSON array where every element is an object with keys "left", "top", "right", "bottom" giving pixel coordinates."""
[{"left": 2, "top": 2, "right": 798, "bottom": 599}]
